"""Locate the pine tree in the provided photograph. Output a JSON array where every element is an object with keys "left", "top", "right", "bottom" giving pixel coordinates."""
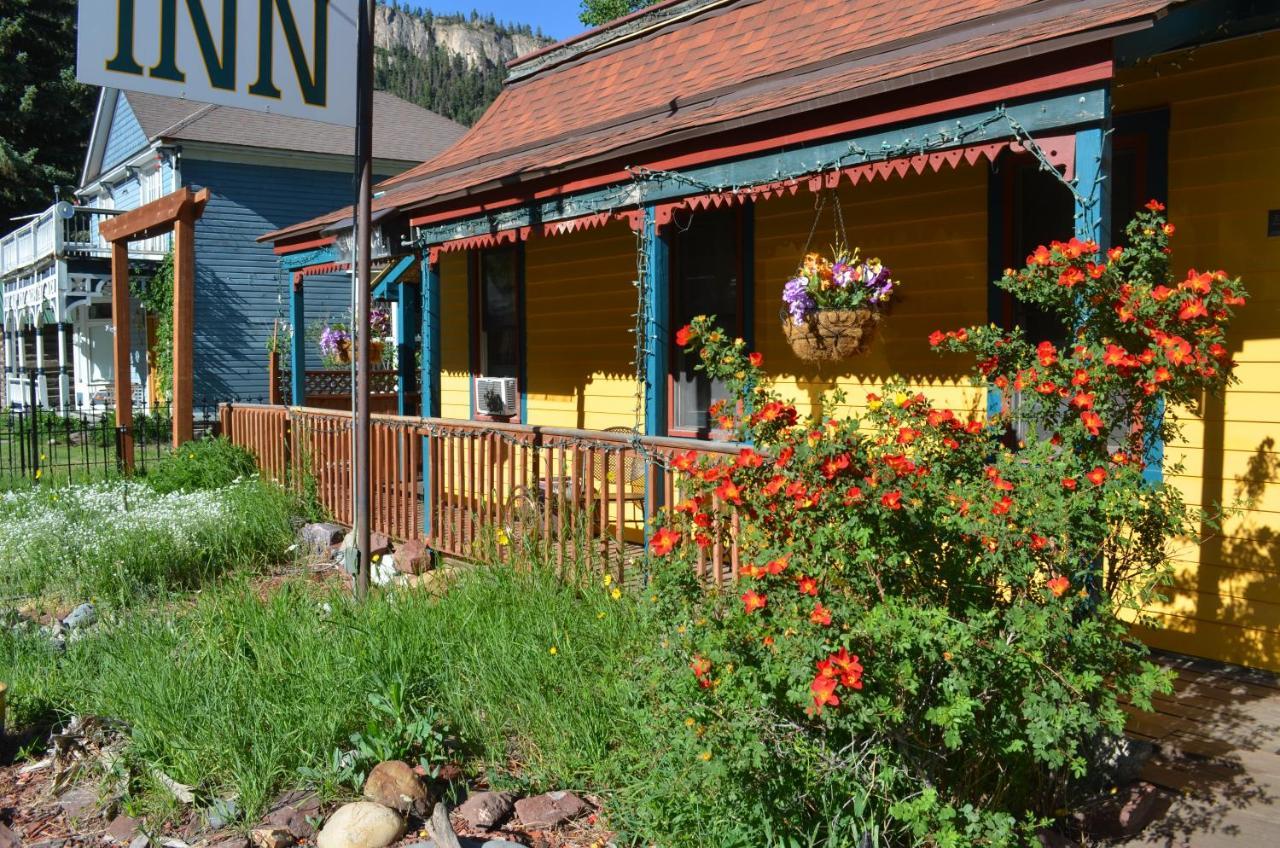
[
  {"left": 0, "top": 0, "right": 95, "bottom": 226},
  {"left": 578, "top": 0, "right": 647, "bottom": 27}
]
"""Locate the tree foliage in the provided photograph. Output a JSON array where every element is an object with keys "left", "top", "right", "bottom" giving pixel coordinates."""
[
  {"left": 579, "top": 0, "right": 648, "bottom": 27},
  {"left": 0, "top": 0, "right": 94, "bottom": 226}
]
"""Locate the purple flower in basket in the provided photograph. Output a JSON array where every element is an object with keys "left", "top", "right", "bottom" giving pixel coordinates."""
[
  {"left": 861, "top": 260, "right": 896, "bottom": 302},
  {"left": 319, "top": 325, "right": 352, "bottom": 359},
  {"left": 369, "top": 307, "right": 392, "bottom": 338},
  {"left": 831, "top": 261, "right": 855, "bottom": 289},
  {"left": 783, "top": 276, "right": 816, "bottom": 322}
]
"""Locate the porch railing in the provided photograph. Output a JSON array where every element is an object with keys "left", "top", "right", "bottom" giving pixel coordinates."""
[
  {"left": 1, "top": 204, "right": 168, "bottom": 279},
  {"left": 220, "top": 403, "right": 743, "bottom": 584}
]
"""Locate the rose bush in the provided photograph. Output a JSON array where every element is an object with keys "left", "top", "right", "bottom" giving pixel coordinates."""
[{"left": 640, "top": 205, "right": 1247, "bottom": 846}]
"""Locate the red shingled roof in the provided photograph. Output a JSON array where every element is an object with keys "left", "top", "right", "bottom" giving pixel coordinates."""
[{"left": 267, "top": 0, "right": 1172, "bottom": 244}]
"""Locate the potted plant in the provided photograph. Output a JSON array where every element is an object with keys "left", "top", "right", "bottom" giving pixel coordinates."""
[{"left": 781, "top": 248, "right": 898, "bottom": 361}]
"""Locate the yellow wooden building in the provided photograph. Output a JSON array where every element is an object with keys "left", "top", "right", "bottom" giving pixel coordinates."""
[{"left": 266, "top": 0, "right": 1280, "bottom": 671}]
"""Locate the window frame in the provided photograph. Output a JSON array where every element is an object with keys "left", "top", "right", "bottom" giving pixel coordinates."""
[
  {"left": 468, "top": 244, "right": 524, "bottom": 423},
  {"left": 666, "top": 205, "right": 752, "bottom": 440}
]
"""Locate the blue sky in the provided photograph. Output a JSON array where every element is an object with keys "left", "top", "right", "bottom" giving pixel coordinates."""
[{"left": 404, "top": 1, "right": 587, "bottom": 41}]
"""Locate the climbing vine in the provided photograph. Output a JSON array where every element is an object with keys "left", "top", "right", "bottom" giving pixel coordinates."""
[{"left": 131, "top": 252, "right": 174, "bottom": 403}]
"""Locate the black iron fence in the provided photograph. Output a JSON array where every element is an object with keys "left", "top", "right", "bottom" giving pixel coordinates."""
[{"left": 0, "top": 400, "right": 232, "bottom": 486}]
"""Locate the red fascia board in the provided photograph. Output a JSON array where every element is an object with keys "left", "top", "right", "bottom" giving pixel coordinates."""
[
  {"left": 273, "top": 236, "right": 337, "bottom": 255},
  {"left": 403, "top": 54, "right": 1113, "bottom": 230}
]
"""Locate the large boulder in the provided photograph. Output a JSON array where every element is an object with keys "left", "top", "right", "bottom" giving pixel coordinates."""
[
  {"left": 456, "top": 791, "right": 515, "bottom": 830},
  {"left": 364, "top": 761, "right": 431, "bottom": 817},
  {"left": 394, "top": 539, "right": 431, "bottom": 575},
  {"left": 513, "top": 791, "right": 589, "bottom": 829},
  {"left": 316, "top": 803, "right": 405, "bottom": 848},
  {"left": 300, "top": 523, "right": 345, "bottom": 555}
]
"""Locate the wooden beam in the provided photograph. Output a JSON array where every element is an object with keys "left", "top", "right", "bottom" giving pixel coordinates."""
[
  {"left": 171, "top": 209, "right": 196, "bottom": 447},
  {"left": 100, "top": 187, "right": 211, "bottom": 243},
  {"left": 110, "top": 241, "right": 135, "bottom": 473}
]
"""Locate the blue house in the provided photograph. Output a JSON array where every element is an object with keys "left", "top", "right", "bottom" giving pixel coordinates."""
[{"left": 1, "top": 87, "right": 463, "bottom": 410}]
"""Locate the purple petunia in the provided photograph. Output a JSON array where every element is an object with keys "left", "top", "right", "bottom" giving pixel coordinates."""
[{"left": 783, "top": 276, "right": 816, "bottom": 322}]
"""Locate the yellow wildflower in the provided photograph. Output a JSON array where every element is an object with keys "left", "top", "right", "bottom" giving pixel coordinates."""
[
  {"left": 603, "top": 573, "right": 613, "bottom": 586},
  {"left": 548, "top": 646, "right": 558, "bottom": 655},
  {"left": 698, "top": 751, "right": 712, "bottom": 762},
  {"left": 610, "top": 588, "right": 621, "bottom": 600}
]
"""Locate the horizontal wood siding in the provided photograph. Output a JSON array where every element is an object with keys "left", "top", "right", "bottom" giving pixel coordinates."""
[
  {"left": 753, "top": 164, "right": 989, "bottom": 421},
  {"left": 439, "top": 251, "right": 472, "bottom": 420},
  {"left": 181, "top": 158, "right": 374, "bottom": 405},
  {"left": 102, "top": 94, "right": 147, "bottom": 173},
  {"left": 1115, "top": 31, "right": 1280, "bottom": 671},
  {"left": 524, "top": 222, "right": 640, "bottom": 430}
]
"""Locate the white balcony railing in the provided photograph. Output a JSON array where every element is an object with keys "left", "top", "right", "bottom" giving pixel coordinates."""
[{"left": 0, "top": 204, "right": 168, "bottom": 280}]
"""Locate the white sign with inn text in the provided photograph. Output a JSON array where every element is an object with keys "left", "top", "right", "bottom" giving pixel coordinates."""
[{"left": 77, "top": 0, "right": 358, "bottom": 127}]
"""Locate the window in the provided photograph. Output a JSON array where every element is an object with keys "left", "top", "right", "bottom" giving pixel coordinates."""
[
  {"left": 472, "top": 247, "right": 521, "bottom": 417},
  {"left": 671, "top": 208, "right": 745, "bottom": 436}
]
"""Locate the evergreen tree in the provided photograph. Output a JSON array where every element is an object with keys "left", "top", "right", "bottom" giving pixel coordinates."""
[
  {"left": 579, "top": 0, "right": 647, "bottom": 27},
  {"left": 0, "top": 0, "right": 94, "bottom": 226}
]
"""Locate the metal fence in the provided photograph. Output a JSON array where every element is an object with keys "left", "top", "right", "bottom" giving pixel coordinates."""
[{"left": 0, "top": 400, "right": 227, "bottom": 486}]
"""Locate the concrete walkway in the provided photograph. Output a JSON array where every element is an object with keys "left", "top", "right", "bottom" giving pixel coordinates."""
[{"left": 1118, "top": 651, "right": 1280, "bottom": 847}]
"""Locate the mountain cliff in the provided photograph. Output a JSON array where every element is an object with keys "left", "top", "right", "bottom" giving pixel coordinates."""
[{"left": 374, "top": 4, "right": 554, "bottom": 126}]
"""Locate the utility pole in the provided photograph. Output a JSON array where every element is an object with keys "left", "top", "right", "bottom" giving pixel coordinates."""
[{"left": 354, "top": 0, "right": 375, "bottom": 600}]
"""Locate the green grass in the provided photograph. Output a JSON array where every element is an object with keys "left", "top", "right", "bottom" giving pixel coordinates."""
[{"left": 0, "top": 562, "right": 657, "bottom": 824}]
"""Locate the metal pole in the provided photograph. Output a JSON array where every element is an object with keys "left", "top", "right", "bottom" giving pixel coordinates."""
[{"left": 354, "top": 0, "right": 375, "bottom": 599}]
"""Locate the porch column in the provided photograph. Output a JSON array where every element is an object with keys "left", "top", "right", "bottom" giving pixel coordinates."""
[
  {"left": 110, "top": 241, "right": 135, "bottom": 472},
  {"left": 420, "top": 256, "right": 440, "bottom": 419},
  {"left": 2, "top": 323, "right": 12, "bottom": 407},
  {"left": 1073, "top": 123, "right": 1112, "bottom": 248},
  {"left": 15, "top": 324, "right": 27, "bottom": 408},
  {"left": 33, "top": 318, "right": 46, "bottom": 408},
  {"left": 420, "top": 254, "right": 440, "bottom": 541},
  {"left": 57, "top": 319, "right": 70, "bottom": 414},
  {"left": 397, "top": 278, "right": 420, "bottom": 417},
  {"left": 289, "top": 275, "right": 306, "bottom": 407},
  {"left": 643, "top": 207, "right": 670, "bottom": 438},
  {"left": 172, "top": 211, "right": 195, "bottom": 446}
]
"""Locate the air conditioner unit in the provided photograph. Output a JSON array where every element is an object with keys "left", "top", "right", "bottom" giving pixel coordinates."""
[{"left": 475, "top": 376, "right": 518, "bottom": 417}]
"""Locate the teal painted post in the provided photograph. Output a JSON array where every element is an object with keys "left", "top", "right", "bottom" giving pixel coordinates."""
[
  {"left": 644, "top": 208, "right": 670, "bottom": 438},
  {"left": 397, "top": 280, "right": 420, "bottom": 417},
  {"left": 289, "top": 276, "right": 305, "bottom": 407},
  {"left": 421, "top": 256, "right": 440, "bottom": 538},
  {"left": 643, "top": 208, "right": 671, "bottom": 553}
]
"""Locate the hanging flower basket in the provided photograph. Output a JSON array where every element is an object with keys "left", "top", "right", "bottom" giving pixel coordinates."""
[
  {"left": 369, "top": 339, "right": 384, "bottom": 365},
  {"left": 782, "top": 308, "right": 881, "bottom": 362},
  {"left": 780, "top": 247, "right": 898, "bottom": 363}
]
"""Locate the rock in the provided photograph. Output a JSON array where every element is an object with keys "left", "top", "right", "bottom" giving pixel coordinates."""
[
  {"left": 0, "top": 822, "right": 23, "bottom": 848},
  {"left": 1075, "top": 781, "right": 1170, "bottom": 839},
  {"left": 394, "top": 539, "right": 430, "bottom": 575},
  {"left": 59, "top": 602, "right": 96, "bottom": 632},
  {"left": 204, "top": 836, "right": 250, "bottom": 848},
  {"left": 435, "top": 763, "right": 465, "bottom": 784},
  {"left": 479, "top": 842, "right": 525, "bottom": 848},
  {"left": 264, "top": 791, "right": 322, "bottom": 840},
  {"left": 513, "top": 792, "right": 588, "bottom": 829},
  {"left": 127, "top": 835, "right": 149, "bottom": 848},
  {"left": 105, "top": 816, "right": 142, "bottom": 845},
  {"left": 55, "top": 785, "right": 99, "bottom": 823},
  {"left": 250, "top": 828, "right": 295, "bottom": 848},
  {"left": 426, "top": 803, "right": 460, "bottom": 848},
  {"left": 300, "top": 523, "right": 345, "bottom": 555},
  {"left": 370, "top": 533, "right": 392, "bottom": 556},
  {"left": 363, "top": 760, "right": 431, "bottom": 817},
  {"left": 315, "top": 802, "right": 405, "bottom": 848},
  {"left": 456, "top": 792, "right": 515, "bottom": 830}
]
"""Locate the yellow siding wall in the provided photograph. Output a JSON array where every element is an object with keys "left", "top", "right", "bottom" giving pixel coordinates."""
[
  {"left": 524, "top": 221, "right": 642, "bottom": 430},
  {"left": 754, "top": 164, "right": 989, "bottom": 421},
  {"left": 1115, "top": 32, "right": 1280, "bottom": 670},
  {"left": 439, "top": 251, "right": 472, "bottom": 420}
]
